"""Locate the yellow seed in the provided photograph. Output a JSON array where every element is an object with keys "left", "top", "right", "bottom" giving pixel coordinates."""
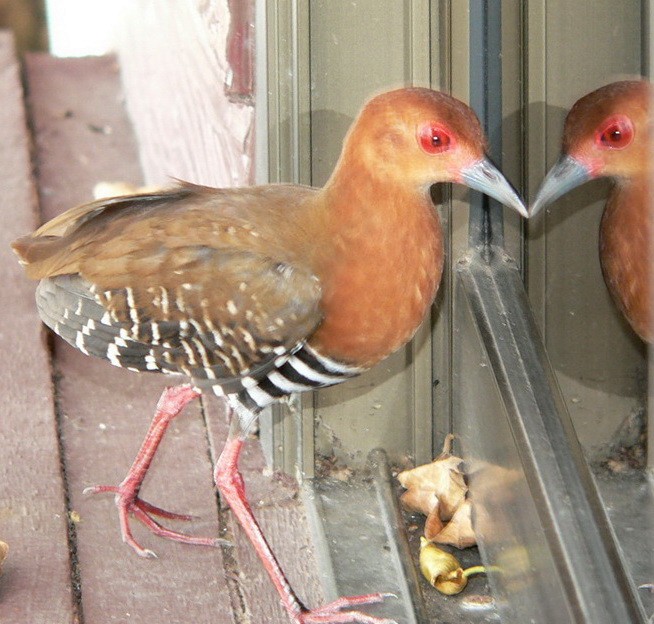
[
  {"left": 419, "top": 537, "right": 468, "bottom": 595},
  {"left": 419, "top": 537, "right": 491, "bottom": 595}
]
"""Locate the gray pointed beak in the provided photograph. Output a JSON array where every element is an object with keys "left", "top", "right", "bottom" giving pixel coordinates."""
[
  {"left": 460, "top": 157, "right": 528, "bottom": 218},
  {"left": 529, "top": 155, "right": 592, "bottom": 217}
]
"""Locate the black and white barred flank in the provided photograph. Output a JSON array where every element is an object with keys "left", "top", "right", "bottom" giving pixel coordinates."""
[
  {"left": 228, "top": 343, "right": 363, "bottom": 411},
  {"left": 36, "top": 274, "right": 363, "bottom": 411}
]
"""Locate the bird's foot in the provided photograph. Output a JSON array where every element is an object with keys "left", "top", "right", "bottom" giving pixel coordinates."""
[
  {"left": 296, "top": 593, "right": 397, "bottom": 624},
  {"left": 84, "top": 484, "right": 227, "bottom": 557}
]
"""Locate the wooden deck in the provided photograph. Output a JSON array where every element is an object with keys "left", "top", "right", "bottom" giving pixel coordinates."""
[{"left": 0, "top": 34, "right": 325, "bottom": 624}]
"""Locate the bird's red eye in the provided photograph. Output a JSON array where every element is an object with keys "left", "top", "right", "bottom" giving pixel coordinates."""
[
  {"left": 418, "top": 123, "right": 454, "bottom": 154},
  {"left": 595, "top": 115, "right": 634, "bottom": 150}
]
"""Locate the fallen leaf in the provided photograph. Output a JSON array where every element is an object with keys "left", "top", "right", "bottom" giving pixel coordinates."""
[
  {"left": 424, "top": 501, "right": 444, "bottom": 539},
  {"left": 431, "top": 499, "right": 476, "bottom": 548},
  {"left": 420, "top": 537, "right": 489, "bottom": 595},
  {"left": 397, "top": 435, "right": 467, "bottom": 521},
  {"left": 399, "top": 486, "right": 439, "bottom": 517}
]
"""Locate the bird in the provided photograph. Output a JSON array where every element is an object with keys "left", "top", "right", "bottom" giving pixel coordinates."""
[
  {"left": 530, "top": 80, "right": 652, "bottom": 342},
  {"left": 12, "top": 87, "right": 526, "bottom": 624}
]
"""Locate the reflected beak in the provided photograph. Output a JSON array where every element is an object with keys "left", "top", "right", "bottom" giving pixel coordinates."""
[
  {"left": 529, "top": 155, "right": 592, "bottom": 217},
  {"left": 459, "top": 157, "right": 528, "bottom": 218}
]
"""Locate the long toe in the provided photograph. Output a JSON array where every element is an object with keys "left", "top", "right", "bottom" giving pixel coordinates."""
[
  {"left": 298, "top": 593, "right": 397, "bottom": 624},
  {"left": 131, "top": 504, "right": 228, "bottom": 547},
  {"left": 300, "top": 610, "right": 396, "bottom": 624},
  {"left": 85, "top": 483, "right": 225, "bottom": 556}
]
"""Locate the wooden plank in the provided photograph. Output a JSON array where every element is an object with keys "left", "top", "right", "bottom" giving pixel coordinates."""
[
  {"left": 0, "top": 33, "right": 75, "bottom": 623},
  {"left": 204, "top": 400, "right": 326, "bottom": 623},
  {"left": 24, "top": 53, "right": 237, "bottom": 624},
  {"left": 56, "top": 344, "right": 234, "bottom": 624},
  {"left": 25, "top": 54, "right": 142, "bottom": 212}
]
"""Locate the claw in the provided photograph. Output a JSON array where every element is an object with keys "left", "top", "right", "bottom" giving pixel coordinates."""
[{"left": 85, "top": 484, "right": 227, "bottom": 556}]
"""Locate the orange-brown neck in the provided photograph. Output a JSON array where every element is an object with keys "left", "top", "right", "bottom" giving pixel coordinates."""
[
  {"left": 599, "top": 175, "right": 653, "bottom": 342},
  {"left": 307, "top": 171, "right": 443, "bottom": 367}
]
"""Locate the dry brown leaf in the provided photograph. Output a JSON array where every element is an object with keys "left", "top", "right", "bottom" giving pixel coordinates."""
[
  {"left": 397, "top": 435, "right": 467, "bottom": 521},
  {"left": 399, "top": 487, "right": 439, "bottom": 516},
  {"left": 0, "top": 541, "right": 8, "bottom": 575},
  {"left": 432, "top": 499, "right": 476, "bottom": 549},
  {"left": 424, "top": 500, "right": 444, "bottom": 539}
]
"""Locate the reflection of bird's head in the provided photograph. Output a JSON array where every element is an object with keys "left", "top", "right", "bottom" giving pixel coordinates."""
[
  {"left": 563, "top": 80, "right": 651, "bottom": 180},
  {"left": 530, "top": 80, "right": 652, "bottom": 217},
  {"left": 530, "top": 80, "right": 654, "bottom": 343}
]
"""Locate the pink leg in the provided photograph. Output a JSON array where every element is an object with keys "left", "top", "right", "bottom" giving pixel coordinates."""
[
  {"left": 214, "top": 428, "right": 396, "bottom": 624},
  {"left": 85, "top": 384, "right": 225, "bottom": 557}
]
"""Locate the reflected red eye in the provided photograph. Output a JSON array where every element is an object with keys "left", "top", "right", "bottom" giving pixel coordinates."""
[
  {"left": 418, "top": 122, "right": 454, "bottom": 154},
  {"left": 595, "top": 115, "right": 634, "bottom": 150}
]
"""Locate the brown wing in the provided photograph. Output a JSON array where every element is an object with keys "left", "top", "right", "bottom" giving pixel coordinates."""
[
  {"left": 17, "top": 185, "right": 323, "bottom": 391},
  {"left": 12, "top": 182, "right": 318, "bottom": 281},
  {"left": 36, "top": 251, "right": 321, "bottom": 391}
]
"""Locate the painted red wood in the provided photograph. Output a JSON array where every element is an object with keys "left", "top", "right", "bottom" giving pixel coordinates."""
[{"left": 225, "top": 0, "right": 255, "bottom": 102}]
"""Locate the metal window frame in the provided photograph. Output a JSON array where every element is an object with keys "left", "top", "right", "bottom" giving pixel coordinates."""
[
  {"left": 455, "top": 245, "right": 646, "bottom": 623},
  {"left": 260, "top": 0, "right": 438, "bottom": 478},
  {"left": 258, "top": 2, "right": 649, "bottom": 621},
  {"left": 456, "top": 3, "right": 647, "bottom": 622}
]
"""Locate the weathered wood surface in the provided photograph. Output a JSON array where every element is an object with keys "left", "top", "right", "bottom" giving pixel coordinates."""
[
  {"left": 24, "top": 51, "right": 236, "bottom": 624},
  {"left": 0, "top": 31, "right": 75, "bottom": 624},
  {"left": 0, "top": 45, "right": 323, "bottom": 623}
]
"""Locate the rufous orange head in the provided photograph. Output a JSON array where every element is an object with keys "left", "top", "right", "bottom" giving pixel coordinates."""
[
  {"left": 530, "top": 80, "right": 652, "bottom": 216},
  {"left": 329, "top": 87, "right": 527, "bottom": 217}
]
